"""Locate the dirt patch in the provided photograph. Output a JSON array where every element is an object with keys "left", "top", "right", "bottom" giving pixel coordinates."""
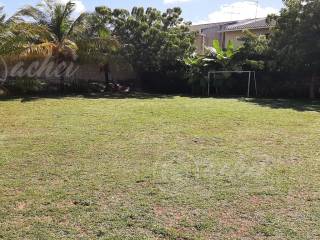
[
  {"left": 154, "top": 205, "right": 185, "bottom": 227},
  {"left": 15, "top": 202, "right": 28, "bottom": 211},
  {"left": 218, "top": 207, "right": 257, "bottom": 239}
]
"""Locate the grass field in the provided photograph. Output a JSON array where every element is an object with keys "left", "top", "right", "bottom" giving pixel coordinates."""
[{"left": 1, "top": 95, "right": 320, "bottom": 239}]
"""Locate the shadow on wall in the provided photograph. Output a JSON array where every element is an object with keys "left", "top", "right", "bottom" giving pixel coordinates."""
[{"left": 239, "top": 98, "right": 320, "bottom": 112}]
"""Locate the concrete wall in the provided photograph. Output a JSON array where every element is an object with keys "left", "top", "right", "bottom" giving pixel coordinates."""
[
  {"left": 71, "top": 64, "right": 104, "bottom": 82},
  {"left": 193, "top": 25, "right": 227, "bottom": 54},
  {"left": 70, "top": 63, "right": 136, "bottom": 83},
  {"left": 201, "top": 24, "right": 230, "bottom": 48},
  {"left": 192, "top": 26, "right": 271, "bottom": 54},
  {"left": 5, "top": 61, "right": 136, "bottom": 84},
  {"left": 194, "top": 34, "right": 206, "bottom": 55}
]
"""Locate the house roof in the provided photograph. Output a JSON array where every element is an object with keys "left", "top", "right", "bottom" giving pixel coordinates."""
[
  {"left": 190, "top": 17, "right": 275, "bottom": 33},
  {"left": 223, "top": 18, "right": 275, "bottom": 31},
  {"left": 189, "top": 20, "right": 237, "bottom": 32}
]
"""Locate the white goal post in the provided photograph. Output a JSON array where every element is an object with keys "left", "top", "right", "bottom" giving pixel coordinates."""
[{"left": 207, "top": 71, "right": 258, "bottom": 97}]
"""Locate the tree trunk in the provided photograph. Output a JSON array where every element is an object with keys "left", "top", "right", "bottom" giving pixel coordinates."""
[
  {"left": 60, "top": 75, "right": 65, "bottom": 94},
  {"left": 57, "top": 57, "right": 67, "bottom": 94},
  {"left": 135, "top": 73, "right": 143, "bottom": 91},
  {"left": 104, "top": 64, "right": 110, "bottom": 92},
  {"left": 309, "top": 73, "right": 316, "bottom": 100}
]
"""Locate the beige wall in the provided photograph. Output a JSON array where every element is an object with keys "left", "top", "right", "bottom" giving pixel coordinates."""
[
  {"left": 194, "top": 34, "right": 206, "bottom": 55},
  {"left": 193, "top": 28, "right": 270, "bottom": 54},
  {"left": 71, "top": 63, "right": 136, "bottom": 83},
  {"left": 224, "top": 28, "right": 270, "bottom": 49},
  {"left": 6, "top": 61, "right": 136, "bottom": 84},
  {"left": 71, "top": 64, "right": 104, "bottom": 82}
]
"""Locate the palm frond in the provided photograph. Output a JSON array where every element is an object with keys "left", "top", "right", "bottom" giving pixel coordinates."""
[
  {"left": 23, "top": 42, "right": 56, "bottom": 56},
  {"left": 76, "top": 36, "right": 120, "bottom": 63},
  {"left": 5, "top": 1, "right": 86, "bottom": 62},
  {"left": 0, "top": 31, "right": 26, "bottom": 56},
  {"left": 11, "top": 6, "right": 48, "bottom": 24},
  {"left": 37, "top": 0, "right": 56, "bottom": 13},
  {"left": 0, "top": 22, "right": 54, "bottom": 60},
  {"left": 58, "top": 39, "right": 78, "bottom": 60},
  {"left": 0, "top": 6, "right": 5, "bottom": 24},
  {"left": 66, "top": 12, "right": 89, "bottom": 38},
  {"left": 51, "top": 1, "right": 75, "bottom": 41},
  {"left": 12, "top": 22, "right": 52, "bottom": 40},
  {"left": 78, "top": 36, "right": 120, "bottom": 52},
  {"left": 62, "top": 1, "right": 76, "bottom": 21}
]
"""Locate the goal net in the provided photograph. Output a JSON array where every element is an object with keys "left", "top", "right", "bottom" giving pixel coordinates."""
[{"left": 207, "top": 71, "right": 258, "bottom": 97}]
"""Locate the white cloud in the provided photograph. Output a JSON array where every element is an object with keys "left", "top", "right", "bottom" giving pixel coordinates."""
[
  {"left": 56, "top": 0, "right": 86, "bottom": 13},
  {"left": 164, "top": 0, "right": 192, "bottom": 4},
  {"left": 195, "top": 1, "right": 278, "bottom": 24}
]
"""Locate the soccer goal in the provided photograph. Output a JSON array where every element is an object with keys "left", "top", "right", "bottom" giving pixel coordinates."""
[{"left": 207, "top": 71, "right": 258, "bottom": 97}]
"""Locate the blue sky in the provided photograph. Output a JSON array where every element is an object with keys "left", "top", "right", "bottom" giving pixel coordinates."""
[{"left": 2, "top": 0, "right": 283, "bottom": 23}]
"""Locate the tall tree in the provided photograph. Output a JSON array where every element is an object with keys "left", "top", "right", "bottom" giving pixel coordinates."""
[
  {"left": 12, "top": 0, "right": 87, "bottom": 90},
  {"left": 269, "top": 0, "right": 320, "bottom": 99},
  {"left": 0, "top": 6, "right": 6, "bottom": 25},
  {"left": 234, "top": 30, "right": 270, "bottom": 71},
  {"left": 0, "top": 7, "right": 26, "bottom": 56},
  {"left": 13, "top": 0, "right": 87, "bottom": 59},
  {"left": 76, "top": 6, "right": 120, "bottom": 88},
  {"left": 111, "top": 6, "right": 195, "bottom": 86},
  {"left": 184, "top": 39, "right": 239, "bottom": 96},
  {"left": 0, "top": 6, "right": 11, "bottom": 54}
]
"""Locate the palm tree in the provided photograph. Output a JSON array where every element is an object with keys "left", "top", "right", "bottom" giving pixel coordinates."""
[
  {"left": 0, "top": 7, "right": 24, "bottom": 56},
  {"left": 0, "top": 7, "right": 12, "bottom": 95},
  {"left": 76, "top": 6, "right": 120, "bottom": 89},
  {"left": 0, "top": 6, "right": 9, "bottom": 54},
  {"left": 0, "top": 6, "right": 5, "bottom": 24},
  {"left": 12, "top": 0, "right": 87, "bottom": 91}
]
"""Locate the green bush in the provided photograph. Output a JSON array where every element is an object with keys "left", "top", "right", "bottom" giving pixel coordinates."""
[{"left": 8, "top": 77, "right": 44, "bottom": 94}]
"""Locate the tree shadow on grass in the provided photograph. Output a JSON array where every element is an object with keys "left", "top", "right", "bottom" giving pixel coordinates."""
[
  {"left": 86, "top": 92, "right": 174, "bottom": 100},
  {"left": 240, "top": 98, "right": 320, "bottom": 112},
  {"left": 3, "top": 94, "right": 319, "bottom": 113},
  {"left": 0, "top": 92, "right": 175, "bottom": 103}
]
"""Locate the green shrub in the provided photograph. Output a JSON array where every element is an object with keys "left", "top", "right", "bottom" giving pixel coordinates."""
[{"left": 8, "top": 77, "right": 44, "bottom": 94}]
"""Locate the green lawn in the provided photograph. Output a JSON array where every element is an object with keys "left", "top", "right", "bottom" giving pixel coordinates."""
[{"left": 1, "top": 96, "right": 320, "bottom": 239}]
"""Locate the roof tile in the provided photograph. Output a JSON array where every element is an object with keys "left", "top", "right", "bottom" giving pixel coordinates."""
[{"left": 224, "top": 18, "right": 275, "bottom": 31}]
